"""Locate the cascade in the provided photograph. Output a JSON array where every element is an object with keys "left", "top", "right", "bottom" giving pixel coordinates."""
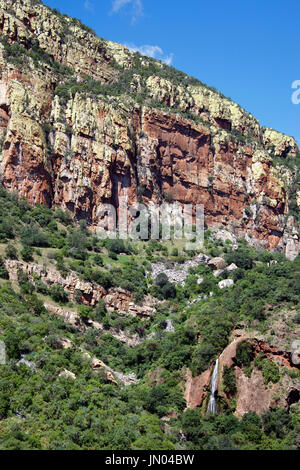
[{"left": 207, "top": 359, "right": 219, "bottom": 415}]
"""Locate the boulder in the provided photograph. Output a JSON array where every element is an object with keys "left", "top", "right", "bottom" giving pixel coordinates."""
[
  {"left": 226, "top": 263, "right": 238, "bottom": 273},
  {"left": 57, "top": 338, "right": 72, "bottom": 350},
  {"left": 213, "top": 269, "right": 225, "bottom": 278},
  {"left": 214, "top": 230, "right": 237, "bottom": 245},
  {"left": 218, "top": 279, "right": 234, "bottom": 289},
  {"left": 291, "top": 350, "right": 300, "bottom": 366},
  {"left": 208, "top": 257, "right": 226, "bottom": 270},
  {"left": 58, "top": 369, "right": 76, "bottom": 380}
]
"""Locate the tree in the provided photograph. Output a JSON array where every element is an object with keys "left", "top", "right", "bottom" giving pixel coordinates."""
[
  {"left": 21, "top": 245, "right": 34, "bottom": 262},
  {"left": 223, "top": 365, "right": 237, "bottom": 395},
  {"left": 49, "top": 285, "right": 69, "bottom": 303},
  {"left": 67, "top": 229, "right": 87, "bottom": 260},
  {"left": 191, "top": 343, "right": 216, "bottom": 375},
  {"left": 5, "top": 244, "right": 18, "bottom": 260},
  {"left": 161, "top": 282, "right": 176, "bottom": 299},
  {"left": 20, "top": 224, "right": 49, "bottom": 247},
  {"left": 155, "top": 273, "right": 168, "bottom": 288},
  {"left": 0, "top": 257, "right": 9, "bottom": 279}
]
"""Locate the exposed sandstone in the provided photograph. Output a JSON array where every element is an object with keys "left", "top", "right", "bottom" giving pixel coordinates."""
[
  {"left": 4, "top": 259, "right": 155, "bottom": 318},
  {"left": 234, "top": 367, "right": 276, "bottom": 418},
  {"left": 183, "top": 367, "right": 212, "bottom": 409},
  {"left": 183, "top": 334, "right": 300, "bottom": 417},
  {"left": 0, "top": 0, "right": 298, "bottom": 258}
]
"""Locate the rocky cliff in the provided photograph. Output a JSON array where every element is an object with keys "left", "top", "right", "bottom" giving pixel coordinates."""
[{"left": 0, "top": 0, "right": 299, "bottom": 257}]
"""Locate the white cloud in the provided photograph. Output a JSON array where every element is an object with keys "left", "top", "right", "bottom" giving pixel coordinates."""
[
  {"left": 164, "top": 53, "right": 174, "bottom": 66},
  {"left": 126, "top": 43, "right": 174, "bottom": 65},
  {"left": 127, "top": 44, "right": 163, "bottom": 58},
  {"left": 111, "top": 0, "right": 144, "bottom": 24},
  {"left": 84, "top": 0, "right": 94, "bottom": 12}
]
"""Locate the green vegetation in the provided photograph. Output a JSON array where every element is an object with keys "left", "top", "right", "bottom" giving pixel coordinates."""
[
  {"left": 0, "top": 36, "right": 72, "bottom": 76},
  {"left": 0, "top": 0, "right": 298, "bottom": 450},
  {"left": 179, "top": 407, "right": 299, "bottom": 450},
  {"left": 223, "top": 366, "right": 237, "bottom": 396},
  {"left": 0, "top": 185, "right": 299, "bottom": 450},
  {"left": 255, "top": 354, "right": 281, "bottom": 384}
]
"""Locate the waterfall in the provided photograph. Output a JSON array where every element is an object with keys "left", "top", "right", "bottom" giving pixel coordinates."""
[{"left": 207, "top": 359, "right": 219, "bottom": 415}]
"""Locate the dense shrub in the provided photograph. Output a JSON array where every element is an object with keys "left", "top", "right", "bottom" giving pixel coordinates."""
[
  {"left": 21, "top": 245, "right": 34, "bottom": 262},
  {"left": 254, "top": 355, "right": 280, "bottom": 384},
  {"left": 20, "top": 225, "right": 49, "bottom": 247},
  {"left": 235, "top": 342, "right": 253, "bottom": 368},
  {"left": 49, "top": 285, "right": 69, "bottom": 303},
  {"left": 223, "top": 365, "right": 237, "bottom": 396},
  {"left": 5, "top": 245, "right": 18, "bottom": 260}
]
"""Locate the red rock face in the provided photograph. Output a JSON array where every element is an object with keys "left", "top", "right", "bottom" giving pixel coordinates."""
[
  {"left": 138, "top": 111, "right": 292, "bottom": 250},
  {"left": 184, "top": 336, "right": 300, "bottom": 415},
  {"left": 234, "top": 367, "right": 276, "bottom": 418},
  {"left": 183, "top": 367, "right": 212, "bottom": 409},
  {"left": 0, "top": 103, "right": 294, "bottom": 251}
]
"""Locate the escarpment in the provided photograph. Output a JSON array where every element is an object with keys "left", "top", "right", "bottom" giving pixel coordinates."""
[{"left": 0, "top": 0, "right": 299, "bottom": 259}]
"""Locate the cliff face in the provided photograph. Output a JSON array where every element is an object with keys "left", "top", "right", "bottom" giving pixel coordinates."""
[
  {"left": 0, "top": 0, "right": 299, "bottom": 257},
  {"left": 184, "top": 333, "right": 300, "bottom": 416}
]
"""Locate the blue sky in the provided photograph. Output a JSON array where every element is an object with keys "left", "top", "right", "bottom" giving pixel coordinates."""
[{"left": 43, "top": 0, "right": 300, "bottom": 143}]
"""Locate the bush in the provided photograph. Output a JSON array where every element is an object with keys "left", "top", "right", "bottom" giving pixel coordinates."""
[
  {"left": 254, "top": 355, "right": 280, "bottom": 384},
  {"left": 155, "top": 273, "right": 168, "bottom": 288},
  {"left": 0, "top": 257, "right": 9, "bottom": 279},
  {"left": 54, "top": 208, "right": 72, "bottom": 225},
  {"left": 0, "top": 219, "right": 15, "bottom": 240},
  {"left": 93, "top": 254, "right": 104, "bottom": 266},
  {"left": 78, "top": 305, "right": 93, "bottom": 322},
  {"left": 73, "top": 289, "right": 83, "bottom": 304},
  {"left": 67, "top": 229, "right": 87, "bottom": 260},
  {"left": 5, "top": 245, "right": 18, "bottom": 260},
  {"left": 225, "top": 247, "right": 254, "bottom": 270},
  {"left": 49, "top": 285, "right": 69, "bottom": 303},
  {"left": 161, "top": 282, "right": 176, "bottom": 299},
  {"left": 21, "top": 245, "right": 34, "bottom": 262},
  {"left": 191, "top": 343, "right": 216, "bottom": 375},
  {"left": 294, "top": 313, "right": 300, "bottom": 324},
  {"left": 235, "top": 341, "right": 253, "bottom": 368},
  {"left": 35, "top": 279, "right": 48, "bottom": 295},
  {"left": 109, "top": 251, "right": 118, "bottom": 260},
  {"left": 223, "top": 365, "right": 237, "bottom": 396},
  {"left": 20, "top": 225, "right": 49, "bottom": 247},
  {"left": 93, "top": 300, "right": 107, "bottom": 321},
  {"left": 107, "top": 239, "right": 127, "bottom": 254}
]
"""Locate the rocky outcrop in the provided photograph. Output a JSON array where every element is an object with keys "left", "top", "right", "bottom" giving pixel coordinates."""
[
  {"left": 218, "top": 335, "right": 300, "bottom": 417},
  {"left": 208, "top": 257, "right": 226, "bottom": 270},
  {"left": 4, "top": 259, "right": 155, "bottom": 318},
  {"left": 45, "top": 303, "right": 144, "bottom": 348},
  {"left": 91, "top": 357, "right": 138, "bottom": 386},
  {"left": 151, "top": 254, "right": 210, "bottom": 285},
  {"left": 183, "top": 332, "right": 300, "bottom": 416},
  {"left": 291, "top": 341, "right": 300, "bottom": 366},
  {"left": 218, "top": 279, "right": 234, "bottom": 289},
  {"left": 234, "top": 367, "right": 276, "bottom": 418},
  {"left": 183, "top": 367, "right": 212, "bottom": 409}
]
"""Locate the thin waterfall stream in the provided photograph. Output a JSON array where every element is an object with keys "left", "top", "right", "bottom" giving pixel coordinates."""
[{"left": 207, "top": 359, "right": 219, "bottom": 415}]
